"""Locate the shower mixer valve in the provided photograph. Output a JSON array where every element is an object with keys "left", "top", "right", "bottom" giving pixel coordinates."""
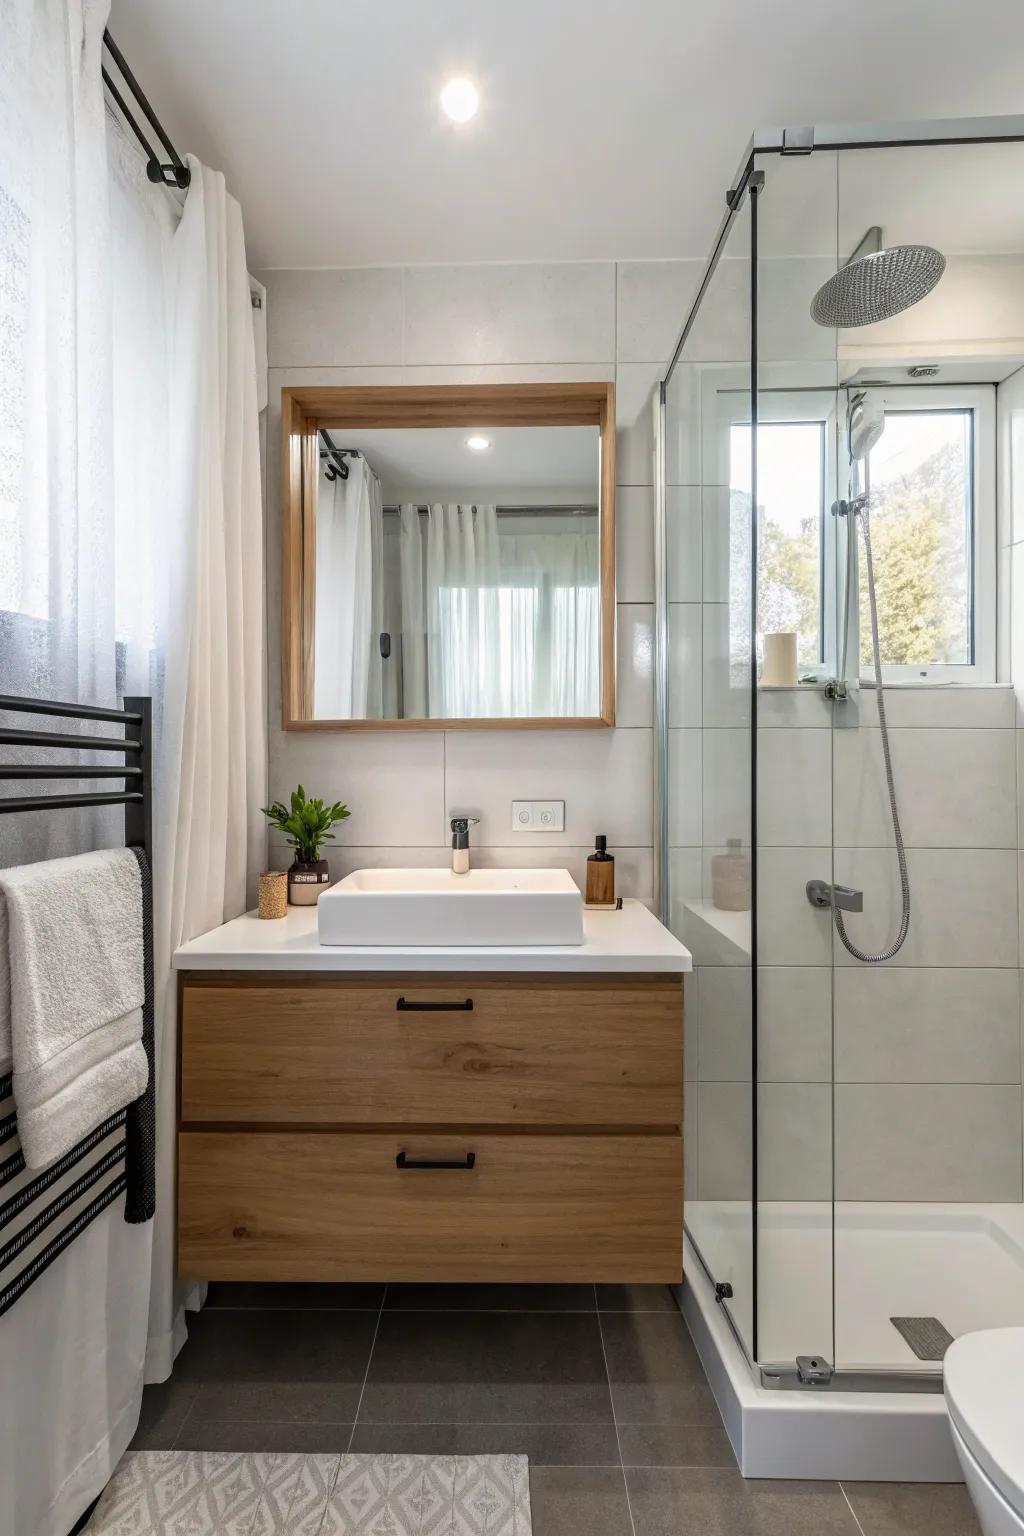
[{"left": 806, "top": 879, "right": 863, "bottom": 913}]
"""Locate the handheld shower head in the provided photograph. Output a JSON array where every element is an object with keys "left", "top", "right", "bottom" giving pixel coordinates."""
[
  {"left": 849, "top": 391, "right": 884, "bottom": 461},
  {"left": 811, "top": 243, "right": 946, "bottom": 328}
]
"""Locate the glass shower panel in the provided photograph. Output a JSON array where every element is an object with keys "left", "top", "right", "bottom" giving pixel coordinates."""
[
  {"left": 664, "top": 189, "right": 756, "bottom": 1357},
  {"left": 752, "top": 149, "right": 840, "bottom": 1369}
]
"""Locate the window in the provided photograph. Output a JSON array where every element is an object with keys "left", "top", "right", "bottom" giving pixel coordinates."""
[{"left": 728, "top": 383, "right": 995, "bottom": 687}]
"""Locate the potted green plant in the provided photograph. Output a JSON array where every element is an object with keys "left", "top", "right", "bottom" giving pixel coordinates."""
[{"left": 261, "top": 785, "right": 351, "bottom": 906}]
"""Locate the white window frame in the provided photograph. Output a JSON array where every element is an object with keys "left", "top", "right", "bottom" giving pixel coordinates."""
[{"left": 851, "top": 384, "right": 996, "bottom": 686}]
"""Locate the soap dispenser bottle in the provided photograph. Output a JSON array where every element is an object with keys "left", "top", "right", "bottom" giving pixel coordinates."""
[{"left": 586, "top": 835, "right": 615, "bottom": 905}]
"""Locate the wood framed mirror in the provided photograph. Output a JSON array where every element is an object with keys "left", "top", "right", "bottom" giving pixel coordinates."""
[{"left": 281, "top": 382, "right": 616, "bottom": 730}]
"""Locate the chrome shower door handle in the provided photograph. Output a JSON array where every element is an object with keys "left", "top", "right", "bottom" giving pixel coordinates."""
[{"left": 806, "top": 878, "right": 863, "bottom": 912}]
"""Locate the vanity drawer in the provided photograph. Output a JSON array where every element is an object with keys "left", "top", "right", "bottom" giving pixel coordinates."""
[
  {"left": 177, "top": 1129, "right": 683, "bottom": 1282},
  {"left": 180, "top": 977, "right": 682, "bottom": 1127}
]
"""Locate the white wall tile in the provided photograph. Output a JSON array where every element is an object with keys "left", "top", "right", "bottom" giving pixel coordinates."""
[
  {"left": 470, "top": 843, "right": 654, "bottom": 902},
  {"left": 403, "top": 263, "right": 615, "bottom": 366},
  {"left": 702, "top": 603, "right": 752, "bottom": 728},
  {"left": 668, "top": 603, "right": 702, "bottom": 728},
  {"left": 757, "top": 847, "right": 834, "bottom": 966},
  {"left": 835, "top": 1084, "right": 1023, "bottom": 1201},
  {"left": 701, "top": 485, "right": 731, "bottom": 603},
  {"left": 834, "top": 968, "right": 1021, "bottom": 1083},
  {"left": 851, "top": 684, "right": 1015, "bottom": 729},
  {"left": 667, "top": 486, "right": 701, "bottom": 603},
  {"left": 268, "top": 842, "right": 448, "bottom": 881},
  {"left": 667, "top": 729, "right": 701, "bottom": 847},
  {"left": 756, "top": 686, "right": 832, "bottom": 728},
  {"left": 663, "top": 363, "right": 701, "bottom": 486},
  {"left": 261, "top": 268, "right": 404, "bottom": 367},
  {"left": 269, "top": 729, "right": 445, "bottom": 847},
  {"left": 758, "top": 1084, "right": 832, "bottom": 1201},
  {"left": 616, "top": 260, "right": 702, "bottom": 365},
  {"left": 615, "top": 486, "right": 654, "bottom": 603},
  {"left": 756, "top": 727, "right": 832, "bottom": 847},
  {"left": 697, "top": 967, "right": 752, "bottom": 1081},
  {"left": 616, "top": 604, "right": 654, "bottom": 727},
  {"left": 832, "top": 847, "right": 1019, "bottom": 968},
  {"left": 443, "top": 726, "right": 653, "bottom": 849},
  {"left": 757, "top": 967, "right": 832, "bottom": 1082},
  {"left": 615, "top": 362, "right": 660, "bottom": 486},
  {"left": 702, "top": 729, "right": 750, "bottom": 849},
  {"left": 834, "top": 727, "right": 1016, "bottom": 850},
  {"left": 697, "top": 1081, "right": 752, "bottom": 1201}
]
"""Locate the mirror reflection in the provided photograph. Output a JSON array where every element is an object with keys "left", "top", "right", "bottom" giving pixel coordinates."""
[{"left": 312, "top": 425, "right": 602, "bottom": 721}]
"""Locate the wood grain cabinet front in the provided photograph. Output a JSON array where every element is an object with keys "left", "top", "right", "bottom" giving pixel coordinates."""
[{"left": 177, "top": 971, "right": 684, "bottom": 1284}]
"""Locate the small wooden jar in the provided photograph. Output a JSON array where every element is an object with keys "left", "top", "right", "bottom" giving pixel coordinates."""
[{"left": 258, "top": 870, "right": 288, "bottom": 920}]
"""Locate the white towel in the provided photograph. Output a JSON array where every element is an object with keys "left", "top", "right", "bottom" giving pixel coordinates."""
[{"left": 0, "top": 848, "right": 148, "bottom": 1169}]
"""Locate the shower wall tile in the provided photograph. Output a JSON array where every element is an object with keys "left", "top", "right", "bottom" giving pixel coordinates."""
[
  {"left": 663, "top": 363, "right": 701, "bottom": 487},
  {"left": 667, "top": 729, "right": 701, "bottom": 848},
  {"left": 755, "top": 687, "right": 832, "bottom": 728},
  {"left": 834, "top": 727, "right": 1017, "bottom": 850},
  {"left": 702, "top": 604, "right": 751, "bottom": 729},
  {"left": 756, "top": 727, "right": 832, "bottom": 848},
  {"left": 666, "top": 486, "right": 702, "bottom": 603},
  {"left": 616, "top": 260, "right": 702, "bottom": 365},
  {"left": 700, "top": 486, "right": 731, "bottom": 604},
  {"left": 832, "top": 847, "right": 1019, "bottom": 968},
  {"left": 668, "top": 603, "right": 702, "bottom": 728},
  {"left": 756, "top": 847, "right": 833, "bottom": 967},
  {"left": 834, "top": 1084, "right": 1024, "bottom": 1202},
  {"left": 696, "top": 966, "right": 752, "bottom": 1082},
  {"left": 616, "top": 604, "right": 655, "bottom": 727},
  {"left": 758, "top": 1083, "right": 832, "bottom": 1201},
  {"left": 616, "top": 487, "right": 655, "bottom": 602},
  {"left": 615, "top": 362, "right": 660, "bottom": 485},
  {"left": 834, "top": 968, "right": 1021, "bottom": 1084},
  {"left": 757, "top": 967, "right": 832, "bottom": 1083},
  {"left": 261, "top": 268, "right": 404, "bottom": 367},
  {"left": 701, "top": 729, "right": 750, "bottom": 849},
  {"left": 403, "top": 262, "right": 615, "bottom": 365},
  {"left": 697, "top": 1081, "right": 753, "bottom": 1201},
  {"left": 852, "top": 685, "right": 1015, "bottom": 729}
]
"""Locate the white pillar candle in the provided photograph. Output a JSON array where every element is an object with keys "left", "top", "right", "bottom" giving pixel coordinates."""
[{"left": 761, "top": 631, "right": 798, "bottom": 688}]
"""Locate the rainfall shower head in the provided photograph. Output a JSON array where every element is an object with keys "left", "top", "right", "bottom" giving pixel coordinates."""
[{"left": 811, "top": 239, "right": 946, "bottom": 328}]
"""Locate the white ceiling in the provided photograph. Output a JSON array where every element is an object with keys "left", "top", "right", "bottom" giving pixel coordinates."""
[
  {"left": 107, "top": 0, "right": 1024, "bottom": 270},
  {"left": 323, "top": 426, "right": 598, "bottom": 503}
]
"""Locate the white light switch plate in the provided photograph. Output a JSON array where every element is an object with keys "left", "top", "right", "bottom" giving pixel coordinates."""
[{"left": 511, "top": 799, "right": 565, "bottom": 832}]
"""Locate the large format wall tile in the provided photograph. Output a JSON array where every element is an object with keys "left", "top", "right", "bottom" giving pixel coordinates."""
[
  {"left": 616, "top": 260, "right": 702, "bottom": 365},
  {"left": 832, "top": 847, "right": 1019, "bottom": 967},
  {"left": 270, "top": 730, "right": 445, "bottom": 847},
  {"left": 696, "top": 967, "right": 752, "bottom": 1082},
  {"left": 404, "top": 263, "right": 615, "bottom": 365},
  {"left": 262, "top": 269, "right": 404, "bottom": 367},
  {"left": 701, "top": 729, "right": 750, "bottom": 849},
  {"left": 756, "top": 847, "right": 833, "bottom": 966},
  {"left": 697, "top": 1081, "right": 752, "bottom": 1201},
  {"left": 835, "top": 1084, "right": 1024, "bottom": 1201},
  {"left": 757, "top": 967, "right": 832, "bottom": 1083},
  {"left": 667, "top": 729, "right": 701, "bottom": 848},
  {"left": 834, "top": 727, "right": 1016, "bottom": 849},
  {"left": 616, "top": 362, "right": 660, "bottom": 485},
  {"left": 756, "top": 727, "right": 832, "bottom": 847},
  {"left": 834, "top": 968, "right": 1021, "bottom": 1084},
  {"left": 616, "top": 605, "right": 655, "bottom": 727},
  {"left": 444, "top": 727, "right": 654, "bottom": 849},
  {"left": 851, "top": 685, "right": 1015, "bottom": 729},
  {"left": 758, "top": 1083, "right": 832, "bottom": 1201},
  {"left": 667, "top": 487, "right": 702, "bottom": 603},
  {"left": 616, "top": 487, "right": 655, "bottom": 603}
]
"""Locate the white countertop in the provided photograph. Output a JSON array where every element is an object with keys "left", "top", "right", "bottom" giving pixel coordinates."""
[{"left": 173, "top": 897, "right": 692, "bottom": 974}]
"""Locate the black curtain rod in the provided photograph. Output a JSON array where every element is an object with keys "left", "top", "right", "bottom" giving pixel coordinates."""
[{"left": 102, "top": 30, "right": 190, "bottom": 190}]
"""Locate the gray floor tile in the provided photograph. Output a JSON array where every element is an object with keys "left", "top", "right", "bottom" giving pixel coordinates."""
[
  {"left": 841, "top": 1481, "right": 982, "bottom": 1536},
  {"left": 618, "top": 1421, "right": 736, "bottom": 1468},
  {"left": 358, "top": 1310, "right": 614, "bottom": 1424},
  {"left": 600, "top": 1311, "right": 719, "bottom": 1425},
  {"left": 626, "top": 1467, "right": 862, "bottom": 1536},
  {"left": 596, "top": 1284, "right": 679, "bottom": 1312},
  {"left": 205, "top": 1281, "right": 384, "bottom": 1310},
  {"left": 349, "top": 1420, "right": 621, "bottom": 1466},
  {"left": 173, "top": 1418, "right": 353, "bottom": 1453},
  {"left": 384, "top": 1283, "right": 596, "bottom": 1311},
  {"left": 129, "top": 1379, "right": 198, "bottom": 1449},
  {"left": 529, "top": 1466, "right": 634, "bottom": 1536},
  {"left": 173, "top": 1310, "right": 377, "bottom": 1423}
]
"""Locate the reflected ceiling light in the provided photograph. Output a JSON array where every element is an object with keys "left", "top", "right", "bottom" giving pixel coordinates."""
[
  {"left": 466, "top": 434, "right": 491, "bottom": 452},
  {"left": 441, "top": 78, "right": 479, "bottom": 123}
]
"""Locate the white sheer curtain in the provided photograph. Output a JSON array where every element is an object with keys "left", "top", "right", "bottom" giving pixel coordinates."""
[
  {"left": 314, "top": 456, "right": 384, "bottom": 718},
  {"left": 397, "top": 506, "right": 598, "bottom": 718},
  {"left": 0, "top": 5, "right": 266, "bottom": 1525}
]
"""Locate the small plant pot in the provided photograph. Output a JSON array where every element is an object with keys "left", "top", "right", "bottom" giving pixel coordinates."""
[
  {"left": 258, "top": 870, "right": 288, "bottom": 920},
  {"left": 288, "top": 857, "right": 331, "bottom": 906}
]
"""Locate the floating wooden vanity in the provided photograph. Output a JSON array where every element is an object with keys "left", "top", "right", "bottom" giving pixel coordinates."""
[{"left": 174, "top": 901, "right": 689, "bottom": 1284}]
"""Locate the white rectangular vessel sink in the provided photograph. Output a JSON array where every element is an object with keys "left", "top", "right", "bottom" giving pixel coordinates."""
[{"left": 317, "top": 867, "right": 584, "bottom": 947}]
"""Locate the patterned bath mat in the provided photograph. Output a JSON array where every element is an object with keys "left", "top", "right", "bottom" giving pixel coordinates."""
[{"left": 87, "top": 1450, "right": 532, "bottom": 1535}]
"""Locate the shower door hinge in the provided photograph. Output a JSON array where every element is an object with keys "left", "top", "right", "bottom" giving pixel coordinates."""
[
  {"left": 781, "top": 126, "right": 815, "bottom": 155},
  {"left": 714, "top": 1281, "right": 734, "bottom": 1304},
  {"left": 796, "top": 1354, "right": 834, "bottom": 1386}
]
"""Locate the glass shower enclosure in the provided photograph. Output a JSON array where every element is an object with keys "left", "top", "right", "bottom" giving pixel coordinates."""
[{"left": 658, "top": 119, "right": 1024, "bottom": 1386}]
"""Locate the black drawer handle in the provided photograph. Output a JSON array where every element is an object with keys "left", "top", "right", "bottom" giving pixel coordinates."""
[
  {"left": 396, "top": 997, "right": 474, "bottom": 1012},
  {"left": 396, "top": 1151, "right": 476, "bottom": 1171}
]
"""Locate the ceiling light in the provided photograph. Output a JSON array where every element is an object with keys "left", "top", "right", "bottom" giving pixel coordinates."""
[
  {"left": 466, "top": 434, "right": 491, "bottom": 452},
  {"left": 441, "top": 78, "right": 479, "bottom": 123}
]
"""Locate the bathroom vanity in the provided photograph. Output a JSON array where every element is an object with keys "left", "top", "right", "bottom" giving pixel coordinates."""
[{"left": 173, "top": 900, "right": 689, "bottom": 1284}]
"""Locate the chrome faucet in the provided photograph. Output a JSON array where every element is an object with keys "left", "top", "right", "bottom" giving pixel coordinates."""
[{"left": 450, "top": 815, "right": 479, "bottom": 875}]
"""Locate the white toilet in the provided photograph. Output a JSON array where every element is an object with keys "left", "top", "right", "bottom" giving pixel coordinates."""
[{"left": 945, "top": 1329, "right": 1024, "bottom": 1536}]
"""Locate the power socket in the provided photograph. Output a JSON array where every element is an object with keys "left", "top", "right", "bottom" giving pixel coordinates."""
[{"left": 511, "top": 799, "right": 565, "bottom": 832}]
